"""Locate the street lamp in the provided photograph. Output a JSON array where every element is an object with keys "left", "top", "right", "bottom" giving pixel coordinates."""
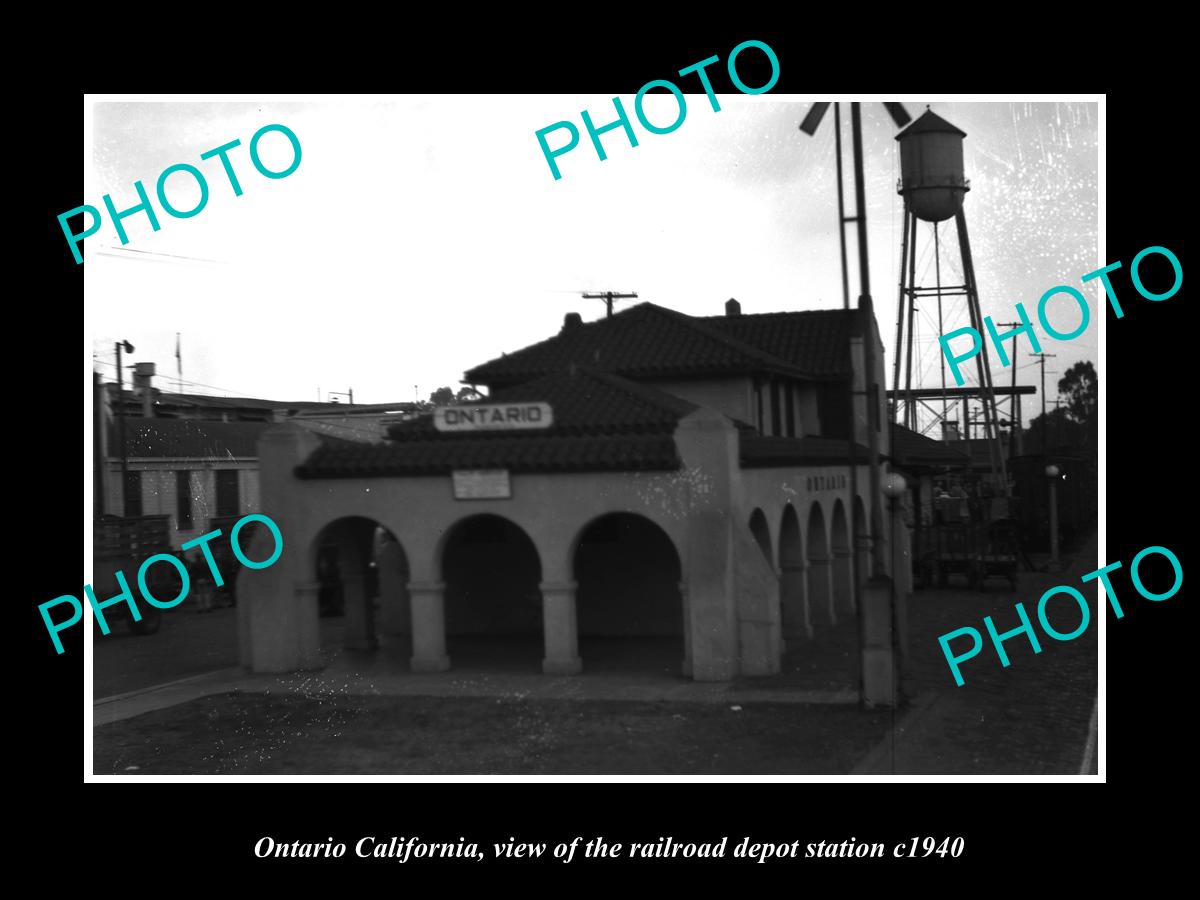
[
  {"left": 1045, "top": 464, "right": 1061, "bottom": 569},
  {"left": 880, "top": 471, "right": 909, "bottom": 700}
]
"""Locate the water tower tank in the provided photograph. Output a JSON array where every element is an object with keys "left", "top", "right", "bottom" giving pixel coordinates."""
[{"left": 895, "top": 109, "right": 969, "bottom": 222}]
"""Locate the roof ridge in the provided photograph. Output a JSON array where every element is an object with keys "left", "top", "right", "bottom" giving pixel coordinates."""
[{"left": 698, "top": 307, "right": 852, "bottom": 321}]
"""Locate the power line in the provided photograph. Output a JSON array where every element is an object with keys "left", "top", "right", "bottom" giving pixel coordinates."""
[{"left": 95, "top": 246, "right": 226, "bottom": 265}]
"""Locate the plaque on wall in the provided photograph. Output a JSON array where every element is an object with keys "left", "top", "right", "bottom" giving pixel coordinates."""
[{"left": 451, "top": 469, "right": 512, "bottom": 500}]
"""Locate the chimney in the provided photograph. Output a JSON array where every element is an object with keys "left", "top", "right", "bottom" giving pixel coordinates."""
[
  {"left": 133, "top": 362, "right": 156, "bottom": 417},
  {"left": 562, "top": 312, "right": 583, "bottom": 332},
  {"left": 725, "top": 298, "right": 741, "bottom": 316}
]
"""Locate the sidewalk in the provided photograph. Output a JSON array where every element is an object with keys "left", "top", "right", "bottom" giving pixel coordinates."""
[{"left": 853, "top": 532, "right": 1099, "bottom": 775}]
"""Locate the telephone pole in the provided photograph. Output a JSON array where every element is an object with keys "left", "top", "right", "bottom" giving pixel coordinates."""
[
  {"left": 582, "top": 290, "right": 638, "bottom": 318},
  {"left": 1032, "top": 352, "right": 1056, "bottom": 455}
]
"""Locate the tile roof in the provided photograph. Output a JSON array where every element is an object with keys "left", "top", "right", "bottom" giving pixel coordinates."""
[
  {"left": 698, "top": 308, "right": 855, "bottom": 378},
  {"left": 109, "top": 419, "right": 269, "bottom": 459},
  {"left": 889, "top": 424, "right": 970, "bottom": 468},
  {"left": 740, "top": 434, "right": 873, "bottom": 468},
  {"left": 297, "top": 368, "right": 693, "bottom": 478},
  {"left": 463, "top": 303, "right": 825, "bottom": 388}
]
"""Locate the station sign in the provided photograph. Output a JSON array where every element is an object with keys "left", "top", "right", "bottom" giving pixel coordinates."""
[{"left": 434, "top": 402, "right": 553, "bottom": 432}]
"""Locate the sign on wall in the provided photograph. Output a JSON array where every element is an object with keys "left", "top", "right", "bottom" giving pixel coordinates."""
[
  {"left": 434, "top": 402, "right": 553, "bottom": 432},
  {"left": 452, "top": 470, "right": 512, "bottom": 500}
]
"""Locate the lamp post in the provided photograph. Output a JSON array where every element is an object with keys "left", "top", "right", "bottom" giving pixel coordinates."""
[
  {"left": 883, "top": 472, "right": 909, "bottom": 668},
  {"left": 1045, "top": 464, "right": 1061, "bottom": 569}
]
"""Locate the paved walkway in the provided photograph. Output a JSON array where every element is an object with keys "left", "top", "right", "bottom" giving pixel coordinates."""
[{"left": 853, "top": 532, "right": 1099, "bottom": 775}]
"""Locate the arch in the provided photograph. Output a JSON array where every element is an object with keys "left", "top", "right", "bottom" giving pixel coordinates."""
[
  {"left": 806, "top": 501, "right": 834, "bottom": 626},
  {"left": 749, "top": 508, "right": 773, "bottom": 567},
  {"left": 310, "top": 516, "right": 410, "bottom": 657},
  {"left": 441, "top": 513, "right": 543, "bottom": 670},
  {"left": 574, "top": 512, "right": 684, "bottom": 675},
  {"left": 831, "top": 499, "right": 853, "bottom": 614},
  {"left": 778, "top": 503, "right": 809, "bottom": 639}
]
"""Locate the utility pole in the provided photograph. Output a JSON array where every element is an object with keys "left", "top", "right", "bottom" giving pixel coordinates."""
[
  {"left": 1032, "top": 352, "right": 1056, "bottom": 455},
  {"left": 582, "top": 290, "right": 638, "bottom": 318}
]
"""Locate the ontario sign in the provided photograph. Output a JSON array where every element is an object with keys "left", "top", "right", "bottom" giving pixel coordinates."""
[{"left": 434, "top": 402, "right": 553, "bottom": 432}]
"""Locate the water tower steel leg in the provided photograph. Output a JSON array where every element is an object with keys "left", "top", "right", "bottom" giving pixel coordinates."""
[
  {"left": 935, "top": 224, "right": 947, "bottom": 439},
  {"left": 892, "top": 206, "right": 911, "bottom": 423},
  {"left": 955, "top": 209, "right": 1009, "bottom": 493},
  {"left": 904, "top": 213, "right": 918, "bottom": 431}
]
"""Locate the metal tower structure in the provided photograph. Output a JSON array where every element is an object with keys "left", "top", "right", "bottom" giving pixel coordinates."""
[{"left": 890, "top": 108, "right": 1009, "bottom": 495}]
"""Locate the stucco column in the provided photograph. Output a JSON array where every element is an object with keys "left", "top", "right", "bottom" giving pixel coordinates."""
[
  {"left": 854, "top": 533, "right": 871, "bottom": 601},
  {"left": 780, "top": 562, "right": 811, "bottom": 639},
  {"left": 540, "top": 581, "right": 582, "bottom": 675},
  {"left": 342, "top": 573, "right": 377, "bottom": 651},
  {"left": 890, "top": 498, "right": 912, "bottom": 662},
  {"left": 409, "top": 580, "right": 450, "bottom": 672},
  {"left": 833, "top": 548, "right": 854, "bottom": 616},
  {"left": 861, "top": 574, "right": 896, "bottom": 706},
  {"left": 293, "top": 580, "right": 323, "bottom": 669},
  {"left": 243, "top": 423, "right": 322, "bottom": 673},
  {"left": 377, "top": 541, "right": 410, "bottom": 636},
  {"left": 807, "top": 552, "right": 836, "bottom": 626},
  {"left": 679, "top": 581, "right": 693, "bottom": 677},
  {"left": 674, "top": 409, "right": 739, "bottom": 682}
]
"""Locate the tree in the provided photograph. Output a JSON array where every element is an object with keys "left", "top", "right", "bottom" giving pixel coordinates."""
[
  {"left": 1058, "top": 360, "right": 1096, "bottom": 426},
  {"left": 428, "top": 386, "right": 455, "bottom": 407},
  {"left": 456, "top": 385, "right": 483, "bottom": 403}
]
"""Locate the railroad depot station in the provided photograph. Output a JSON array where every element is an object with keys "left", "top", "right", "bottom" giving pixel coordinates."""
[{"left": 238, "top": 298, "right": 913, "bottom": 682}]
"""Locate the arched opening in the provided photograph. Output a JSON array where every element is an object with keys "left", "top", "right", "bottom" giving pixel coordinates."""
[
  {"left": 310, "top": 516, "right": 409, "bottom": 661},
  {"left": 807, "top": 503, "right": 834, "bottom": 627},
  {"left": 853, "top": 496, "right": 869, "bottom": 589},
  {"left": 574, "top": 513, "right": 684, "bottom": 675},
  {"left": 779, "top": 504, "right": 809, "bottom": 639},
  {"left": 749, "top": 508, "right": 773, "bottom": 567},
  {"left": 831, "top": 500, "right": 853, "bottom": 613},
  {"left": 441, "top": 514, "right": 543, "bottom": 671}
]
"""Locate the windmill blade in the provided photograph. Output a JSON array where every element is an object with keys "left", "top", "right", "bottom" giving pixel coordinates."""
[
  {"left": 798, "top": 102, "right": 831, "bottom": 135},
  {"left": 883, "top": 102, "right": 912, "bottom": 127}
]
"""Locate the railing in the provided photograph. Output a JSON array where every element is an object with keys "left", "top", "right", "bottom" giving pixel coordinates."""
[{"left": 897, "top": 176, "right": 971, "bottom": 192}]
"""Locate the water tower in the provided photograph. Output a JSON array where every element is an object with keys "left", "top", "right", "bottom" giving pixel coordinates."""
[{"left": 891, "top": 108, "right": 1008, "bottom": 490}]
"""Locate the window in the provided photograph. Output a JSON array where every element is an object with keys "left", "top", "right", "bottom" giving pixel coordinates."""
[
  {"left": 123, "top": 470, "right": 143, "bottom": 517},
  {"left": 769, "top": 381, "right": 781, "bottom": 437},
  {"left": 176, "top": 470, "right": 193, "bottom": 530},
  {"left": 755, "top": 380, "right": 764, "bottom": 434},
  {"left": 215, "top": 470, "right": 240, "bottom": 518}
]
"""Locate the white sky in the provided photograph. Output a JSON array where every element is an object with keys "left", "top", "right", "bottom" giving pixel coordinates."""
[{"left": 85, "top": 96, "right": 1098, "bottom": 429}]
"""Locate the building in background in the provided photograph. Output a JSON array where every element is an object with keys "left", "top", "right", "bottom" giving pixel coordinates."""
[{"left": 94, "top": 369, "right": 418, "bottom": 549}]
